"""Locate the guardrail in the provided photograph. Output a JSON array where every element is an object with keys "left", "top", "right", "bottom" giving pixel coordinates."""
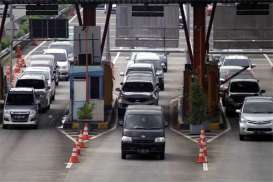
[{"left": 0, "top": 6, "right": 73, "bottom": 63}]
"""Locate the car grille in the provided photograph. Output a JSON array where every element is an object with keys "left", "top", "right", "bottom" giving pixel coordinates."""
[
  {"left": 248, "top": 120, "right": 272, "bottom": 125},
  {"left": 133, "top": 139, "right": 154, "bottom": 144},
  {"left": 126, "top": 98, "right": 150, "bottom": 103},
  {"left": 247, "top": 128, "right": 272, "bottom": 132},
  {"left": 11, "top": 113, "right": 29, "bottom": 122}
]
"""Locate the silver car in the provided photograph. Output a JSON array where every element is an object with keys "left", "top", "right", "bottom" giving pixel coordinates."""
[{"left": 237, "top": 96, "right": 273, "bottom": 140}]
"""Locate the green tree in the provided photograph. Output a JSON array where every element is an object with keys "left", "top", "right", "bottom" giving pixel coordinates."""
[{"left": 77, "top": 102, "right": 95, "bottom": 120}]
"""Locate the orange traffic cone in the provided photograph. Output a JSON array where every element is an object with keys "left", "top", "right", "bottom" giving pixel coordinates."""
[
  {"left": 75, "top": 139, "right": 81, "bottom": 156},
  {"left": 81, "top": 123, "right": 91, "bottom": 140},
  {"left": 196, "top": 147, "right": 206, "bottom": 164},
  {"left": 68, "top": 144, "right": 80, "bottom": 163},
  {"left": 78, "top": 130, "right": 87, "bottom": 148}
]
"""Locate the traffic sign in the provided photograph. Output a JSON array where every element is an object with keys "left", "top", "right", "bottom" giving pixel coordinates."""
[
  {"left": 29, "top": 18, "right": 68, "bottom": 38},
  {"left": 26, "top": 4, "right": 58, "bottom": 15},
  {"left": 74, "top": 26, "right": 101, "bottom": 65}
]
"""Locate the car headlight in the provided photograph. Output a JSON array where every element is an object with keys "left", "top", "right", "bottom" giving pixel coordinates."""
[
  {"left": 4, "top": 110, "right": 10, "bottom": 116},
  {"left": 155, "top": 137, "right": 165, "bottom": 143},
  {"left": 30, "top": 110, "right": 36, "bottom": 116},
  {"left": 240, "top": 117, "right": 247, "bottom": 123},
  {"left": 121, "top": 136, "right": 132, "bottom": 143}
]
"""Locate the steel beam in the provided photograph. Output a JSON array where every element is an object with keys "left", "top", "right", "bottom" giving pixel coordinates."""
[
  {"left": 83, "top": 4, "right": 96, "bottom": 26},
  {"left": 179, "top": 3, "right": 193, "bottom": 65},
  {"left": 0, "top": 4, "right": 8, "bottom": 43},
  {"left": 101, "top": 2, "right": 112, "bottom": 55},
  {"left": 205, "top": 2, "right": 217, "bottom": 53},
  {"left": 75, "top": 3, "right": 82, "bottom": 26},
  {"left": 193, "top": 3, "right": 206, "bottom": 87}
]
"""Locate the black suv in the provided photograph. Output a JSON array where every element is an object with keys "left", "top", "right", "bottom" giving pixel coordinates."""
[
  {"left": 116, "top": 73, "right": 159, "bottom": 119},
  {"left": 121, "top": 105, "right": 165, "bottom": 160}
]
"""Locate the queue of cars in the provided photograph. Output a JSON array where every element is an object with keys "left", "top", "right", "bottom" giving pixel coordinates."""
[
  {"left": 219, "top": 54, "right": 273, "bottom": 140},
  {"left": 116, "top": 51, "right": 168, "bottom": 159},
  {"left": 2, "top": 41, "right": 73, "bottom": 129}
]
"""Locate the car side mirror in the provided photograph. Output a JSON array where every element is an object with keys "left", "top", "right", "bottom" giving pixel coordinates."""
[
  {"left": 235, "top": 109, "right": 241, "bottom": 113},
  {"left": 115, "top": 88, "right": 121, "bottom": 92},
  {"left": 156, "top": 72, "right": 160, "bottom": 76},
  {"left": 251, "top": 64, "right": 256, "bottom": 68},
  {"left": 47, "top": 86, "right": 50, "bottom": 90},
  {"left": 120, "top": 82, "right": 123, "bottom": 86},
  {"left": 260, "top": 89, "right": 266, "bottom": 94},
  {"left": 119, "top": 72, "right": 124, "bottom": 77}
]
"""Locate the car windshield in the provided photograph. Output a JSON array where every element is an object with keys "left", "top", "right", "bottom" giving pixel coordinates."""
[
  {"left": 243, "top": 101, "right": 273, "bottom": 113},
  {"left": 127, "top": 68, "right": 153, "bottom": 75},
  {"left": 24, "top": 71, "right": 49, "bottom": 80},
  {"left": 47, "top": 53, "right": 66, "bottom": 62},
  {"left": 6, "top": 93, "right": 34, "bottom": 105},
  {"left": 50, "top": 45, "right": 73, "bottom": 54},
  {"left": 223, "top": 59, "right": 250, "bottom": 67},
  {"left": 230, "top": 81, "right": 259, "bottom": 93},
  {"left": 125, "top": 114, "right": 163, "bottom": 129},
  {"left": 122, "top": 82, "right": 153, "bottom": 92},
  {"left": 16, "top": 79, "right": 45, "bottom": 89}
]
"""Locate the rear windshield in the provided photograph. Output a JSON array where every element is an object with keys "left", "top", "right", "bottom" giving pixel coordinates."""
[
  {"left": 223, "top": 59, "right": 249, "bottom": 67},
  {"left": 6, "top": 93, "right": 34, "bottom": 105},
  {"left": 122, "top": 82, "right": 153, "bottom": 92},
  {"left": 16, "top": 79, "right": 45, "bottom": 89},
  {"left": 50, "top": 45, "right": 73, "bottom": 54},
  {"left": 135, "top": 60, "right": 162, "bottom": 70},
  {"left": 243, "top": 101, "right": 273, "bottom": 114},
  {"left": 127, "top": 68, "right": 152, "bottom": 75},
  {"left": 230, "top": 81, "right": 259, "bottom": 93},
  {"left": 24, "top": 71, "right": 49, "bottom": 80},
  {"left": 125, "top": 114, "right": 163, "bottom": 129},
  {"left": 46, "top": 53, "right": 66, "bottom": 62}
]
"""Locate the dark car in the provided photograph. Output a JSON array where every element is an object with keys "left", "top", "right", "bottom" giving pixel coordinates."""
[{"left": 121, "top": 105, "right": 165, "bottom": 160}]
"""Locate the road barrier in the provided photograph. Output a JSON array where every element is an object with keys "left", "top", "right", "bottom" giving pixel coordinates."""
[
  {"left": 68, "top": 144, "right": 80, "bottom": 164},
  {"left": 197, "top": 129, "right": 208, "bottom": 171}
]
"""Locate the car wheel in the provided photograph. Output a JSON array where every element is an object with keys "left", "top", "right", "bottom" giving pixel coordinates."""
[
  {"left": 239, "top": 135, "right": 245, "bottom": 141},
  {"left": 32, "top": 124, "right": 38, "bottom": 129},
  {"left": 52, "top": 94, "right": 55, "bottom": 101},
  {"left": 56, "top": 81, "right": 59, "bottom": 86},
  {"left": 225, "top": 107, "right": 234, "bottom": 116},
  {"left": 159, "top": 152, "right": 165, "bottom": 160},
  {"left": 47, "top": 104, "right": 50, "bottom": 111},
  {"left": 160, "top": 84, "right": 165, "bottom": 91},
  {"left": 121, "top": 151, "right": 126, "bottom": 159}
]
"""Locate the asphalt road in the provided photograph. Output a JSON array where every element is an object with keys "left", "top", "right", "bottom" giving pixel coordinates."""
[{"left": 0, "top": 7, "right": 272, "bottom": 182}]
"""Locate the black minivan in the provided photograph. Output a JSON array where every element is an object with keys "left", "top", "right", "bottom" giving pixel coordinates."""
[{"left": 121, "top": 105, "right": 165, "bottom": 160}]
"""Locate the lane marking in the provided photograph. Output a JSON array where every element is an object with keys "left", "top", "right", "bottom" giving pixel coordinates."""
[
  {"left": 57, "top": 128, "right": 76, "bottom": 143},
  {"left": 263, "top": 54, "right": 273, "bottom": 67},
  {"left": 66, "top": 162, "right": 73, "bottom": 169},
  {"left": 203, "top": 163, "right": 208, "bottom": 171},
  {"left": 112, "top": 52, "right": 120, "bottom": 65},
  {"left": 169, "top": 127, "right": 198, "bottom": 143},
  {"left": 25, "top": 10, "right": 80, "bottom": 60}
]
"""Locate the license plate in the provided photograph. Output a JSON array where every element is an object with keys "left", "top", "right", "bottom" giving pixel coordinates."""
[{"left": 138, "top": 149, "right": 149, "bottom": 154}]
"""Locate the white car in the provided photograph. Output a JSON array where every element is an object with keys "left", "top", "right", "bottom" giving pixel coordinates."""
[
  {"left": 218, "top": 55, "right": 256, "bottom": 69},
  {"left": 22, "top": 67, "right": 56, "bottom": 101},
  {"left": 44, "top": 48, "right": 70, "bottom": 81},
  {"left": 237, "top": 97, "right": 273, "bottom": 140},
  {"left": 48, "top": 41, "right": 74, "bottom": 63}
]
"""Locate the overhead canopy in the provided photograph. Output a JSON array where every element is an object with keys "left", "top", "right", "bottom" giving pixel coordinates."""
[{"left": 1, "top": 0, "right": 272, "bottom": 5}]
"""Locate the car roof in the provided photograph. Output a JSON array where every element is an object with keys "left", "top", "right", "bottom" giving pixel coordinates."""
[
  {"left": 126, "top": 105, "right": 162, "bottom": 114},
  {"left": 49, "top": 41, "right": 72, "bottom": 46},
  {"left": 25, "top": 67, "right": 51, "bottom": 72},
  {"left": 18, "top": 74, "right": 45, "bottom": 80},
  {"left": 244, "top": 96, "right": 273, "bottom": 102},
  {"left": 29, "top": 54, "right": 54, "bottom": 60},
  {"left": 30, "top": 60, "right": 52, "bottom": 65},
  {"left": 9, "top": 87, "right": 34, "bottom": 92},
  {"left": 135, "top": 52, "right": 161, "bottom": 61},
  {"left": 128, "top": 63, "right": 153, "bottom": 69},
  {"left": 44, "top": 48, "right": 67, "bottom": 54},
  {"left": 125, "top": 74, "right": 154, "bottom": 82},
  {"left": 224, "top": 55, "right": 249, "bottom": 60}
]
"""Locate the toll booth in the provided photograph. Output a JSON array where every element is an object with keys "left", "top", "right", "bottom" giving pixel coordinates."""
[{"left": 69, "top": 65, "right": 104, "bottom": 124}]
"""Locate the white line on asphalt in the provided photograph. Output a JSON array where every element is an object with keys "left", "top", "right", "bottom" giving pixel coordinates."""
[
  {"left": 169, "top": 127, "right": 198, "bottom": 143},
  {"left": 207, "top": 102, "right": 232, "bottom": 143},
  {"left": 112, "top": 52, "right": 120, "bottom": 65},
  {"left": 263, "top": 54, "right": 273, "bottom": 68},
  {"left": 203, "top": 163, "right": 208, "bottom": 171},
  {"left": 57, "top": 128, "right": 77, "bottom": 143},
  {"left": 89, "top": 125, "right": 117, "bottom": 140},
  {"left": 25, "top": 10, "right": 80, "bottom": 60},
  {"left": 66, "top": 162, "right": 73, "bottom": 169}
]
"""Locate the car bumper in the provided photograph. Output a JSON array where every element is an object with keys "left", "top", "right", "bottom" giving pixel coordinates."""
[
  {"left": 58, "top": 70, "right": 69, "bottom": 79},
  {"left": 3, "top": 116, "right": 38, "bottom": 126},
  {"left": 122, "top": 142, "right": 165, "bottom": 154},
  {"left": 240, "top": 122, "right": 273, "bottom": 135}
]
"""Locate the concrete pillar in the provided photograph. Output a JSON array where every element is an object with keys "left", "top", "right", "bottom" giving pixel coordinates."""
[{"left": 193, "top": 3, "right": 206, "bottom": 88}]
